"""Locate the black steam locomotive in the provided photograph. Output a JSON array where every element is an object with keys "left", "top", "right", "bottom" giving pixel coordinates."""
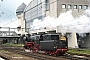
[{"left": 24, "top": 34, "right": 68, "bottom": 56}]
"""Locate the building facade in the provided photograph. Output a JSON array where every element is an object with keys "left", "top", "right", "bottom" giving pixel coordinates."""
[
  {"left": 24, "top": 0, "right": 89, "bottom": 30},
  {"left": 24, "top": 0, "right": 47, "bottom": 29}
]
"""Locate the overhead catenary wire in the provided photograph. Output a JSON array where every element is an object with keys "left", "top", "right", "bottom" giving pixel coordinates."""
[
  {"left": 0, "top": 5, "right": 16, "bottom": 16},
  {"left": 0, "top": 7, "right": 18, "bottom": 26},
  {"left": 2, "top": 19, "right": 18, "bottom": 27},
  {"left": 0, "top": 7, "right": 12, "bottom": 20},
  {"left": 0, "top": 2, "right": 18, "bottom": 27}
]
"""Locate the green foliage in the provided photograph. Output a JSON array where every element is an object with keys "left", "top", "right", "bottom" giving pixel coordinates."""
[{"left": 67, "top": 48, "right": 90, "bottom": 55}]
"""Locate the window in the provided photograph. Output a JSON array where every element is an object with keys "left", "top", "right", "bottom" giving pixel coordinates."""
[
  {"left": 68, "top": 4, "right": 72, "bottom": 9},
  {"left": 45, "top": 0, "right": 49, "bottom": 11},
  {"left": 62, "top": 4, "right": 66, "bottom": 9},
  {"left": 74, "top": 5, "right": 77, "bottom": 9},
  {"left": 51, "top": 35, "right": 59, "bottom": 40},
  {"left": 84, "top": 5, "right": 88, "bottom": 9},
  {"left": 79, "top": 5, "right": 82, "bottom": 9}
]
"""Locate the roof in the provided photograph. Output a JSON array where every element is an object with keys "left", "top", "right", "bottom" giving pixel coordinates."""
[
  {"left": 16, "top": 3, "right": 26, "bottom": 15},
  {"left": 0, "top": 36, "right": 20, "bottom": 38},
  {"left": 43, "top": 34, "right": 59, "bottom": 36},
  {"left": 0, "top": 31, "right": 20, "bottom": 38}
]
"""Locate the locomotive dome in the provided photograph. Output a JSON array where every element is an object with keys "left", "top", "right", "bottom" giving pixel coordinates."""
[{"left": 16, "top": 3, "right": 26, "bottom": 15}]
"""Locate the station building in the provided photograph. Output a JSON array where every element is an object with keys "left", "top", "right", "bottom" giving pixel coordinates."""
[
  {"left": 24, "top": 0, "right": 89, "bottom": 29},
  {"left": 16, "top": 0, "right": 90, "bottom": 48}
]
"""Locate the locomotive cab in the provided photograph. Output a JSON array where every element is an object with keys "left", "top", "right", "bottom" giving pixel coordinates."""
[
  {"left": 40, "top": 34, "right": 67, "bottom": 50},
  {"left": 39, "top": 34, "right": 68, "bottom": 55}
]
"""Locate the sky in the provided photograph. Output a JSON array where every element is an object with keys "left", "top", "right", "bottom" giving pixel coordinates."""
[{"left": 0, "top": 0, "right": 32, "bottom": 28}]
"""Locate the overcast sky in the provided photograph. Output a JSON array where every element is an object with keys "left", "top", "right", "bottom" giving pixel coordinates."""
[{"left": 0, "top": 0, "right": 32, "bottom": 28}]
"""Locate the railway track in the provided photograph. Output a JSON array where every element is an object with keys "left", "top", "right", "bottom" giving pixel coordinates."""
[
  {"left": 2, "top": 47, "right": 66, "bottom": 60},
  {"left": 1, "top": 47, "right": 90, "bottom": 60}
]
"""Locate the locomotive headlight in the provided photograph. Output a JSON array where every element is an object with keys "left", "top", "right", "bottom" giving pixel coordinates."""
[
  {"left": 66, "top": 46, "right": 68, "bottom": 48},
  {"left": 54, "top": 47, "right": 56, "bottom": 48},
  {"left": 54, "top": 46, "right": 57, "bottom": 48}
]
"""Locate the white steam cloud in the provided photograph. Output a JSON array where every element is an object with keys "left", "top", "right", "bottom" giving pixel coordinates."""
[{"left": 31, "top": 9, "right": 90, "bottom": 33}]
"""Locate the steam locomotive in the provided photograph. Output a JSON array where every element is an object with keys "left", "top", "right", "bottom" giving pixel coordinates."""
[{"left": 23, "top": 34, "right": 68, "bottom": 56}]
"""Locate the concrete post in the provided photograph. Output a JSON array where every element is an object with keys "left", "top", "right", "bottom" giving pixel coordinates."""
[{"left": 68, "top": 32, "right": 78, "bottom": 48}]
